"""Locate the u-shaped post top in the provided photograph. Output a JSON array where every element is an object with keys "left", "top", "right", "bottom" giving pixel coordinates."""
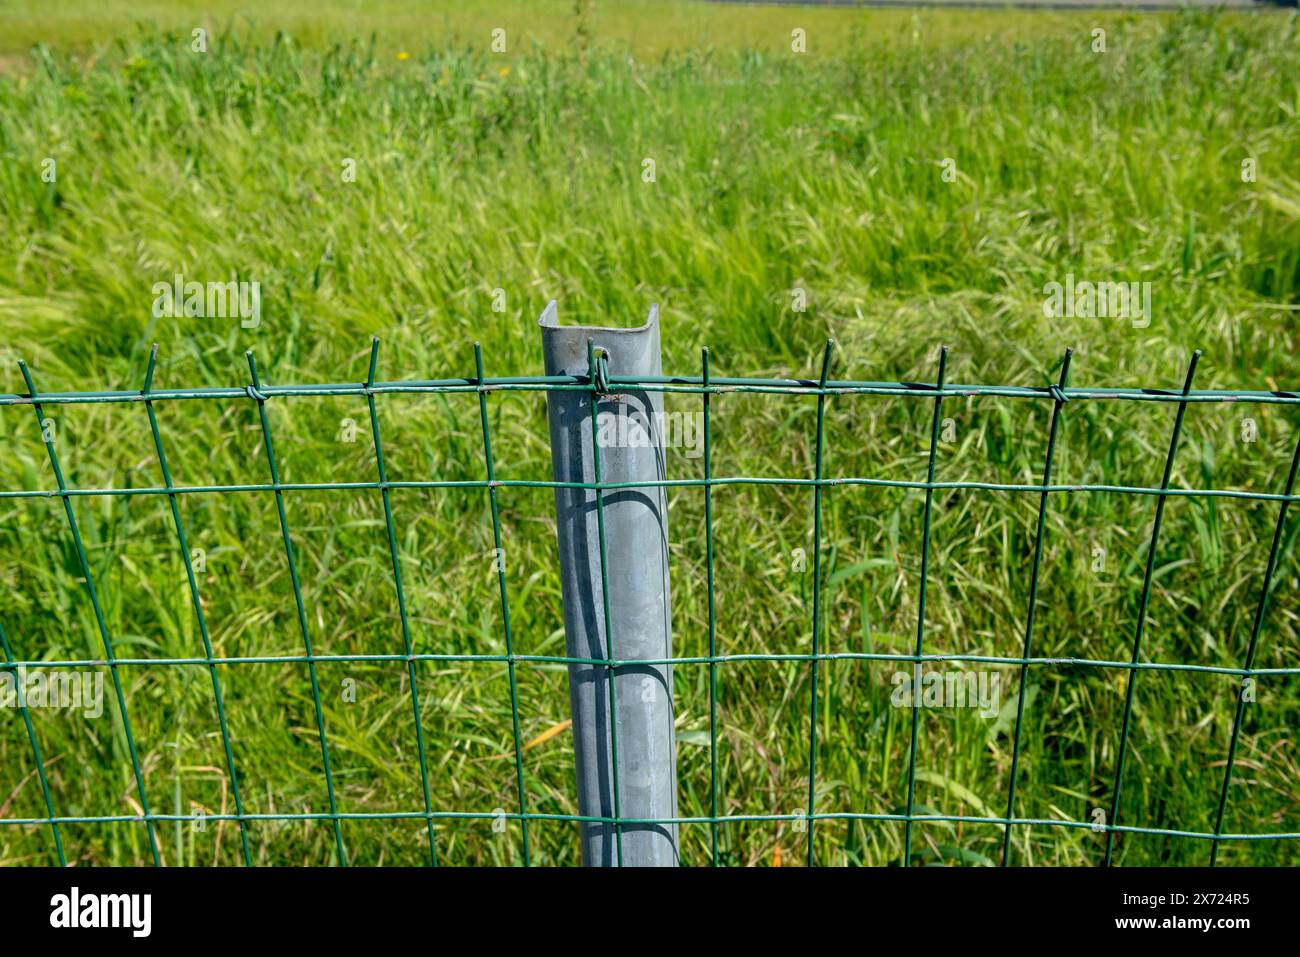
[{"left": 538, "top": 300, "right": 663, "bottom": 379}]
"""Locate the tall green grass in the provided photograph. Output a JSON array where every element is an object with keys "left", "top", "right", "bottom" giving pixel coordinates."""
[{"left": 0, "top": 5, "right": 1298, "bottom": 865}]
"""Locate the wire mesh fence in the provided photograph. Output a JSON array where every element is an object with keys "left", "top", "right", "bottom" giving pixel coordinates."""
[{"left": 1, "top": 334, "right": 1298, "bottom": 866}]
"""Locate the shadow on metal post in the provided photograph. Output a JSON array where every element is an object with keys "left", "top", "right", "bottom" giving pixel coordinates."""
[{"left": 540, "top": 300, "right": 679, "bottom": 866}]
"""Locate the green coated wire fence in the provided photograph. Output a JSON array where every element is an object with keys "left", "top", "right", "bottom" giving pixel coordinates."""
[{"left": 1, "top": 337, "right": 1299, "bottom": 867}]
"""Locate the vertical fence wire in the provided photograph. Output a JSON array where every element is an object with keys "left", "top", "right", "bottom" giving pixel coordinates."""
[
  {"left": 1105, "top": 351, "right": 1200, "bottom": 867},
  {"left": 365, "top": 339, "right": 439, "bottom": 867},
  {"left": 1208, "top": 428, "right": 1300, "bottom": 865},
  {"left": 474, "top": 344, "right": 533, "bottom": 866},
  {"left": 585, "top": 340, "right": 623, "bottom": 866},
  {"left": 142, "top": 345, "right": 252, "bottom": 866},
  {"left": 17, "top": 360, "right": 162, "bottom": 866},
  {"left": 702, "top": 346, "right": 721, "bottom": 867},
  {"left": 1001, "top": 349, "right": 1072, "bottom": 866},
  {"left": 245, "top": 352, "right": 347, "bottom": 866},
  {"left": 0, "top": 618, "right": 65, "bottom": 864},
  {"left": 902, "top": 345, "right": 948, "bottom": 866},
  {"left": 805, "top": 340, "right": 834, "bottom": 867}
]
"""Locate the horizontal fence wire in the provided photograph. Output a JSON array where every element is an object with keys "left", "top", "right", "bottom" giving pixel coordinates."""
[{"left": 1, "top": 339, "right": 1298, "bottom": 866}]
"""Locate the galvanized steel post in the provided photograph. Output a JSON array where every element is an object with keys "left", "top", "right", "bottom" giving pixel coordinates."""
[{"left": 539, "top": 300, "right": 679, "bottom": 866}]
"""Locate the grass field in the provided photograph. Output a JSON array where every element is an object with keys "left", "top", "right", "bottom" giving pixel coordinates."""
[{"left": 1, "top": 1, "right": 1299, "bottom": 866}]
